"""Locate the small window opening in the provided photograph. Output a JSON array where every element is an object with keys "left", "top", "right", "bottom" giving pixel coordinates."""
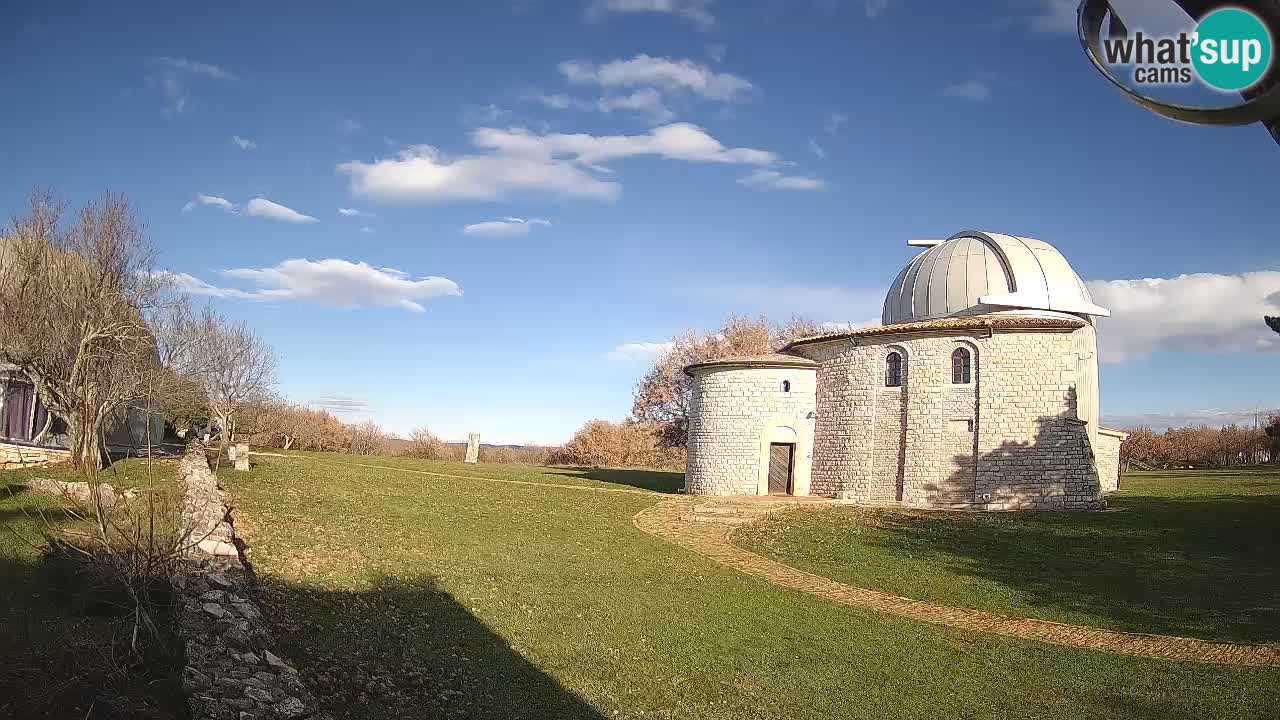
[
  {"left": 781, "top": 380, "right": 791, "bottom": 393},
  {"left": 885, "top": 352, "right": 903, "bottom": 387},
  {"left": 952, "top": 348, "right": 972, "bottom": 384}
]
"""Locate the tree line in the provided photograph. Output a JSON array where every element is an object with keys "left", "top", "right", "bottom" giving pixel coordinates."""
[{"left": 1120, "top": 420, "right": 1278, "bottom": 472}]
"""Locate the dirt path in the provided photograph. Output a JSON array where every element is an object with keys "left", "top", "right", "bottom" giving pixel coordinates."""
[{"left": 633, "top": 496, "right": 1280, "bottom": 668}]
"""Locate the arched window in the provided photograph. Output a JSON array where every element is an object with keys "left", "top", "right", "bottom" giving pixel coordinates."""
[
  {"left": 885, "top": 352, "right": 903, "bottom": 387},
  {"left": 951, "top": 347, "right": 972, "bottom": 384},
  {"left": 781, "top": 380, "right": 791, "bottom": 393}
]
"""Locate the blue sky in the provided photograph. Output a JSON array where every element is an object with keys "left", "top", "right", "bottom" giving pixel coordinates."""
[{"left": 3, "top": 0, "right": 1277, "bottom": 443}]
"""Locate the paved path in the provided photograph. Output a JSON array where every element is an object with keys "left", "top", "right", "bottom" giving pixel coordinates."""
[{"left": 633, "top": 496, "right": 1280, "bottom": 668}]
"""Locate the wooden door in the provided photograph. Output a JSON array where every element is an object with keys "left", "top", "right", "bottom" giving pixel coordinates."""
[{"left": 768, "top": 443, "right": 794, "bottom": 495}]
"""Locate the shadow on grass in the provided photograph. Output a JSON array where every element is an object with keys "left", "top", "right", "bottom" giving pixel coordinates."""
[
  {"left": 258, "top": 574, "right": 607, "bottom": 719},
  {"left": 861, "top": 488, "right": 1280, "bottom": 642},
  {"left": 547, "top": 467, "right": 684, "bottom": 494}
]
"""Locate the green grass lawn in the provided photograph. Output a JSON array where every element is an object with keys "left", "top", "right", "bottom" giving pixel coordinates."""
[
  {"left": 222, "top": 453, "right": 1280, "bottom": 720},
  {"left": 737, "top": 468, "right": 1280, "bottom": 644},
  {"left": 0, "top": 458, "right": 184, "bottom": 719}
]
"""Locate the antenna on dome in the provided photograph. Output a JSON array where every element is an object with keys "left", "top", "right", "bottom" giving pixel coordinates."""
[{"left": 907, "top": 238, "right": 945, "bottom": 247}]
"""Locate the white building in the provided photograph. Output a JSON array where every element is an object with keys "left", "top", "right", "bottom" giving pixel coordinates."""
[{"left": 684, "top": 231, "right": 1127, "bottom": 510}]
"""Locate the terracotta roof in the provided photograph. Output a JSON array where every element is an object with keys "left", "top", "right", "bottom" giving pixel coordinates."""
[
  {"left": 784, "top": 314, "right": 1086, "bottom": 349},
  {"left": 684, "top": 353, "right": 818, "bottom": 376}
]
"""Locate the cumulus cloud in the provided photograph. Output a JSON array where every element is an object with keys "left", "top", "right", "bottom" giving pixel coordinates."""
[
  {"left": 231, "top": 135, "right": 257, "bottom": 150},
  {"left": 584, "top": 0, "right": 715, "bottom": 29},
  {"left": 737, "top": 169, "right": 826, "bottom": 191},
  {"left": 1087, "top": 271, "right": 1280, "bottom": 363},
  {"left": 337, "top": 207, "right": 371, "bottom": 217},
  {"left": 146, "top": 57, "right": 233, "bottom": 113},
  {"left": 245, "top": 198, "right": 319, "bottom": 224},
  {"left": 339, "top": 122, "right": 793, "bottom": 203},
  {"left": 166, "top": 259, "right": 462, "bottom": 313},
  {"left": 606, "top": 341, "right": 675, "bottom": 361},
  {"left": 559, "top": 55, "right": 752, "bottom": 101},
  {"left": 462, "top": 217, "right": 552, "bottom": 237},
  {"left": 181, "top": 193, "right": 237, "bottom": 214}
]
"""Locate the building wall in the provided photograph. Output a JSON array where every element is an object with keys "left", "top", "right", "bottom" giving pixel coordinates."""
[
  {"left": 685, "top": 366, "right": 817, "bottom": 495},
  {"left": 1096, "top": 429, "right": 1126, "bottom": 493},
  {"left": 790, "top": 323, "right": 1107, "bottom": 509}
]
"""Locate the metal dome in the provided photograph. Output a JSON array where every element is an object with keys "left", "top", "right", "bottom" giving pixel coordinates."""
[{"left": 881, "top": 231, "right": 1110, "bottom": 326}]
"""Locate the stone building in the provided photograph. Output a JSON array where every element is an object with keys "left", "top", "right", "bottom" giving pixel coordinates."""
[{"left": 684, "top": 231, "right": 1128, "bottom": 510}]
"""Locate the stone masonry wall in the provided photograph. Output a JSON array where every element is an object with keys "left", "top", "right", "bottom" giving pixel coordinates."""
[
  {"left": 174, "top": 443, "right": 328, "bottom": 720},
  {"left": 0, "top": 441, "right": 71, "bottom": 469},
  {"left": 1096, "top": 430, "right": 1125, "bottom": 492},
  {"left": 686, "top": 366, "right": 816, "bottom": 495},
  {"left": 791, "top": 324, "right": 1107, "bottom": 509}
]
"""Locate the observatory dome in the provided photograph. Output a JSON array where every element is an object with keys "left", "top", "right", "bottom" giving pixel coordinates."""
[{"left": 881, "top": 231, "right": 1110, "bottom": 326}]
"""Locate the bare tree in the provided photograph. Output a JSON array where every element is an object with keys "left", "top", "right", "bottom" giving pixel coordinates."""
[
  {"left": 0, "top": 189, "right": 166, "bottom": 469},
  {"left": 163, "top": 303, "right": 277, "bottom": 452},
  {"left": 631, "top": 315, "right": 824, "bottom": 448},
  {"left": 348, "top": 420, "right": 389, "bottom": 456},
  {"left": 405, "top": 426, "right": 446, "bottom": 459}
]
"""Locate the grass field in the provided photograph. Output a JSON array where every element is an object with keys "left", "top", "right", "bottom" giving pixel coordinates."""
[
  {"left": 221, "top": 453, "right": 1280, "bottom": 720},
  {"left": 737, "top": 468, "right": 1280, "bottom": 644}
]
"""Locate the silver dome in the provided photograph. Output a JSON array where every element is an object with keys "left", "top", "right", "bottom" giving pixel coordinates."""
[{"left": 881, "top": 231, "right": 1110, "bottom": 326}]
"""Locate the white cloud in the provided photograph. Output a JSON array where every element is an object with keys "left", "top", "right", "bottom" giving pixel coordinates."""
[
  {"left": 181, "top": 193, "right": 237, "bottom": 214},
  {"left": 597, "top": 88, "right": 675, "bottom": 122},
  {"left": 146, "top": 57, "right": 234, "bottom": 113},
  {"left": 313, "top": 396, "right": 373, "bottom": 415},
  {"left": 168, "top": 259, "right": 461, "bottom": 313},
  {"left": 462, "top": 217, "right": 552, "bottom": 237},
  {"left": 337, "top": 207, "right": 371, "bottom": 217},
  {"left": 606, "top": 341, "right": 675, "bottom": 361},
  {"left": 231, "top": 135, "right": 257, "bottom": 150},
  {"left": 823, "top": 112, "right": 847, "bottom": 136},
  {"left": 943, "top": 77, "right": 993, "bottom": 101},
  {"left": 560, "top": 55, "right": 752, "bottom": 101},
  {"left": 584, "top": 0, "right": 715, "bottom": 29},
  {"left": 737, "top": 169, "right": 826, "bottom": 191},
  {"left": 245, "top": 198, "right": 319, "bottom": 224},
  {"left": 340, "top": 123, "right": 790, "bottom": 203},
  {"left": 1087, "top": 271, "right": 1280, "bottom": 363},
  {"left": 1030, "top": 0, "right": 1077, "bottom": 33},
  {"left": 808, "top": 139, "right": 827, "bottom": 160},
  {"left": 1101, "top": 407, "right": 1280, "bottom": 432}
]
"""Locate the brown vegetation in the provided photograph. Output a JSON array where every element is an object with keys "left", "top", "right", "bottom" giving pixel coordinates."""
[
  {"left": 547, "top": 419, "right": 685, "bottom": 469},
  {"left": 631, "top": 315, "right": 823, "bottom": 448},
  {"left": 1120, "top": 418, "right": 1278, "bottom": 471}
]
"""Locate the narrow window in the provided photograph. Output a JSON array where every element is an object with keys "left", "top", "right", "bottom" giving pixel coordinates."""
[
  {"left": 885, "top": 352, "right": 903, "bottom": 387},
  {"left": 781, "top": 380, "right": 791, "bottom": 393},
  {"left": 952, "top": 347, "right": 972, "bottom": 384}
]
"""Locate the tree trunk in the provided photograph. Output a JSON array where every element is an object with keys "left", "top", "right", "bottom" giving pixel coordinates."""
[{"left": 70, "top": 413, "right": 105, "bottom": 471}]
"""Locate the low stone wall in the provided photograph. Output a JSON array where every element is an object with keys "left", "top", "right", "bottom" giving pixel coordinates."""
[
  {"left": 174, "top": 442, "right": 327, "bottom": 720},
  {"left": 0, "top": 441, "right": 72, "bottom": 470},
  {"left": 22, "top": 476, "right": 131, "bottom": 508}
]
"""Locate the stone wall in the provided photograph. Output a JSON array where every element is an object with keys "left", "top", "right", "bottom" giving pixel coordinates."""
[
  {"left": 791, "top": 323, "right": 1108, "bottom": 510},
  {"left": 685, "top": 366, "right": 817, "bottom": 495},
  {"left": 174, "top": 443, "right": 327, "bottom": 720},
  {"left": 0, "top": 441, "right": 71, "bottom": 469}
]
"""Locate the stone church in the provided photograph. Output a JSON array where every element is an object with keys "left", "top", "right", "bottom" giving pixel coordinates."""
[{"left": 684, "top": 231, "right": 1127, "bottom": 510}]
